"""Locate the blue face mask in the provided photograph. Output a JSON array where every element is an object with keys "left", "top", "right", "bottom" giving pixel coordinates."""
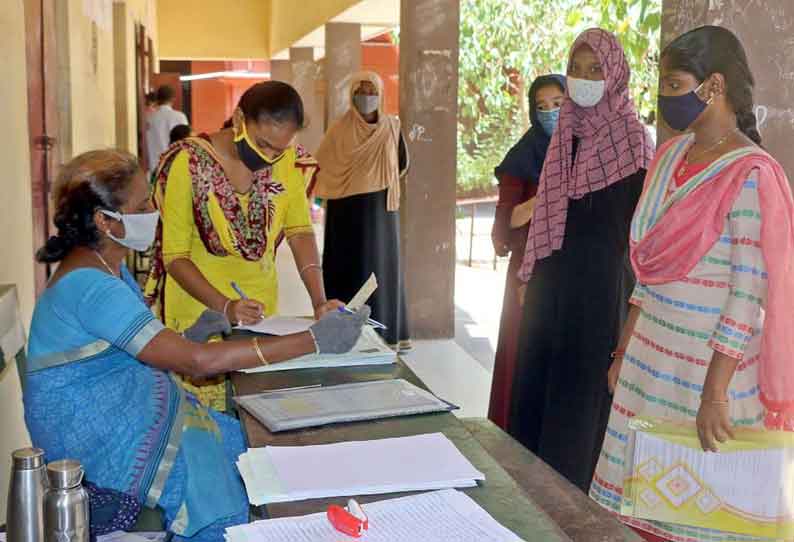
[
  {"left": 658, "top": 82, "right": 709, "bottom": 131},
  {"left": 536, "top": 108, "right": 561, "bottom": 136}
]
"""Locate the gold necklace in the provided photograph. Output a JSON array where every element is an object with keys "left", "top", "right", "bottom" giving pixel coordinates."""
[
  {"left": 94, "top": 250, "right": 118, "bottom": 277},
  {"left": 679, "top": 127, "right": 740, "bottom": 176}
]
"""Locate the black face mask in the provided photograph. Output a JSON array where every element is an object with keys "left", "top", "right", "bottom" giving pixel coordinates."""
[
  {"left": 234, "top": 123, "right": 285, "bottom": 172},
  {"left": 236, "top": 138, "right": 270, "bottom": 172}
]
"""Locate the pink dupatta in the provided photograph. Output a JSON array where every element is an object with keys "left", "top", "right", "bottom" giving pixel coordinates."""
[{"left": 630, "top": 134, "right": 794, "bottom": 429}]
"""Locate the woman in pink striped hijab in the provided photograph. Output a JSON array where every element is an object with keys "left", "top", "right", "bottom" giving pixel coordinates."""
[{"left": 508, "top": 28, "right": 654, "bottom": 491}]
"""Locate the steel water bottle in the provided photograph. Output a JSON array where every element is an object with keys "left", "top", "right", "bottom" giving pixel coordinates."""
[
  {"left": 6, "top": 447, "right": 48, "bottom": 542},
  {"left": 43, "top": 459, "right": 89, "bottom": 542}
]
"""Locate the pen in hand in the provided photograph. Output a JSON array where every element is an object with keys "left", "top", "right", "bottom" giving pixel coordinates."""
[
  {"left": 230, "top": 281, "right": 264, "bottom": 323},
  {"left": 338, "top": 306, "right": 388, "bottom": 330}
]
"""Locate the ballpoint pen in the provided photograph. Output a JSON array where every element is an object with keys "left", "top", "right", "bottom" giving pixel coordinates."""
[
  {"left": 230, "top": 281, "right": 249, "bottom": 300},
  {"left": 338, "top": 306, "right": 388, "bottom": 330},
  {"left": 231, "top": 281, "right": 265, "bottom": 321}
]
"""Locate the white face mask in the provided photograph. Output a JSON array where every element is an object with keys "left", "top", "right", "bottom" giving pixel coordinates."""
[
  {"left": 567, "top": 77, "right": 606, "bottom": 108},
  {"left": 353, "top": 94, "right": 380, "bottom": 115},
  {"left": 101, "top": 210, "right": 160, "bottom": 252}
]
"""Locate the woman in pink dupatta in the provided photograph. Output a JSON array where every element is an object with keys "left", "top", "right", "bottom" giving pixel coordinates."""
[{"left": 592, "top": 26, "right": 794, "bottom": 542}]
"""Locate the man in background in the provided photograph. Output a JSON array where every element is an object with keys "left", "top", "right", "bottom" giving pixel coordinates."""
[
  {"left": 144, "top": 91, "right": 158, "bottom": 115},
  {"left": 146, "top": 85, "right": 188, "bottom": 172}
]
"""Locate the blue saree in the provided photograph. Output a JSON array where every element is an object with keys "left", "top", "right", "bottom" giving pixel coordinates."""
[{"left": 25, "top": 266, "right": 248, "bottom": 540}]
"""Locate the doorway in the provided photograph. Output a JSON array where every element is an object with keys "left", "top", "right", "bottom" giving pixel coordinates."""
[{"left": 23, "top": 0, "right": 59, "bottom": 295}]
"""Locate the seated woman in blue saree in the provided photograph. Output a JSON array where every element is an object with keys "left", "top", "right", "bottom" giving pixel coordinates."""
[{"left": 24, "top": 150, "right": 369, "bottom": 541}]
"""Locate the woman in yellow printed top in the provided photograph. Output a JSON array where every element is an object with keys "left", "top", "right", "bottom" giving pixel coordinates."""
[{"left": 145, "top": 81, "right": 342, "bottom": 410}]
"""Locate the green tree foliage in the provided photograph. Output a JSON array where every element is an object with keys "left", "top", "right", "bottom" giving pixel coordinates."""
[{"left": 457, "top": 0, "right": 661, "bottom": 194}]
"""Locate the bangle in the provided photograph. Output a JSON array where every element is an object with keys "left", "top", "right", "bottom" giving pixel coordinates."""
[
  {"left": 611, "top": 349, "right": 626, "bottom": 360},
  {"left": 222, "top": 298, "right": 232, "bottom": 318},
  {"left": 299, "top": 263, "right": 322, "bottom": 277},
  {"left": 252, "top": 338, "right": 269, "bottom": 366},
  {"left": 701, "top": 395, "right": 729, "bottom": 406}
]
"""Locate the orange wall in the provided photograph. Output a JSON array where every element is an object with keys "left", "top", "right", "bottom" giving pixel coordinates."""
[
  {"left": 189, "top": 61, "right": 269, "bottom": 134},
  {"left": 188, "top": 43, "right": 399, "bottom": 134},
  {"left": 362, "top": 38, "right": 399, "bottom": 116}
]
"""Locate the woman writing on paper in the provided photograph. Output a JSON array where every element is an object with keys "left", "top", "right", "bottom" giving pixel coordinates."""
[
  {"left": 145, "top": 81, "right": 343, "bottom": 410},
  {"left": 488, "top": 74, "right": 566, "bottom": 431},
  {"left": 315, "top": 72, "right": 411, "bottom": 351},
  {"left": 509, "top": 29, "right": 654, "bottom": 491},
  {"left": 25, "top": 149, "right": 368, "bottom": 541},
  {"left": 592, "top": 26, "right": 794, "bottom": 542}
]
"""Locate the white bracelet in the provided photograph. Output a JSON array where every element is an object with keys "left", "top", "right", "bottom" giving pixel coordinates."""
[
  {"left": 222, "top": 298, "right": 232, "bottom": 318},
  {"left": 299, "top": 263, "right": 322, "bottom": 277}
]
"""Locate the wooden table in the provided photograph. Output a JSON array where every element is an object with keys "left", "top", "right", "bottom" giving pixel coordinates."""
[
  {"left": 462, "top": 419, "right": 642, "bottom": 542},
  {"left": 230, "top": 359, "right": 640, "bottom": 542}
]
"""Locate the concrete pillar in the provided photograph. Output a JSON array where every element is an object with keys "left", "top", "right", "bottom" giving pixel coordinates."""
[
  {"left": 289, "top": 47, "right": 323, "bottom": 153},
  {"left": 270, "top": 59, "right": 292, "bottom": 84},
  {"left": 399, "top": 0, "right": 460, "bottom": 339},
  {"left": 661, "top": 0, "right": 794, "bottom": 176},
  {"left": 324, "top": 22, "right": 361, "bottom": 124}
]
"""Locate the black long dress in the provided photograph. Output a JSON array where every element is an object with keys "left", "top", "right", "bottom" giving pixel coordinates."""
[
  {"left": 322, "top": 134, "right": 410, "bottom": 348},
  {"left": 508, "top": 162, "right": 645, "bottom": 492}
]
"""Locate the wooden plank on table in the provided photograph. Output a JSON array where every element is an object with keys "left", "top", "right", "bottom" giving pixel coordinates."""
[
  {"left": 230, "top": 361, "right": 571, "bottom": 542},
  {"left": 462, "top": 418, "right": 644, "bottom": 542}
]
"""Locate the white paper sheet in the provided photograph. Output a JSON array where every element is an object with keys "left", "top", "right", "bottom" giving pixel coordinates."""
[
  {"left": 238, "top": 433, "right": 484, "bottom": 505},
  {"left": 225, "top": 489, "right": 524, "bottom": 542},
  {"left": 236, "top": 316, "right": 314, "bottom": 336},
  {"left": 347, "top": 273, "right": 377, "bottom": 311},
  {"left": 239, "top": 327, "right": 396, "bottom": 374}
]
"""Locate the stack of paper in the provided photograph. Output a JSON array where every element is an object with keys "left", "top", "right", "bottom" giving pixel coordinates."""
[
  {"left": 237, "top": 316, "right": 314, "bottom": 336},
  {"left": 225, "top": 489, "right": 524, "bottom": 542},
  {"left": 238, "top": 326, "right": 396, "bottom": 373},
  {"left": 235, "top": 379, "right": 456, "bottom": 432},
  {"left": 237, "top": 433, "right": 485, "bottom": 505}
]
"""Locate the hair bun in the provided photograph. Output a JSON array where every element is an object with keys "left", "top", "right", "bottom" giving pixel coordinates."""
[{"left": 36, "top": 235, "right": 71, "bottom": 264}]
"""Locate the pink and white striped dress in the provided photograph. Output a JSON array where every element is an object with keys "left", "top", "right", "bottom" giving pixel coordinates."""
[{"left": 591, "top": 162, "right": 770, "bottom": 542}]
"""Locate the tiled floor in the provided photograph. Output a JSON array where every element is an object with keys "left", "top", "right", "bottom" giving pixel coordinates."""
[{"left": 275, "top": 225, "right": 505, "bottom": 419}]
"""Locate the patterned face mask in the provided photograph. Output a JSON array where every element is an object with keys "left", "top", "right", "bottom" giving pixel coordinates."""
[{"left": 567, "top": 77, "right": 606, "bottom": 108}]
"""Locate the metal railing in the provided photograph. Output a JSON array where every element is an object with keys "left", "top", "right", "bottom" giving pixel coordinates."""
[{"left": 455, "top": 196, "right": 502, "bottom": 270}]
